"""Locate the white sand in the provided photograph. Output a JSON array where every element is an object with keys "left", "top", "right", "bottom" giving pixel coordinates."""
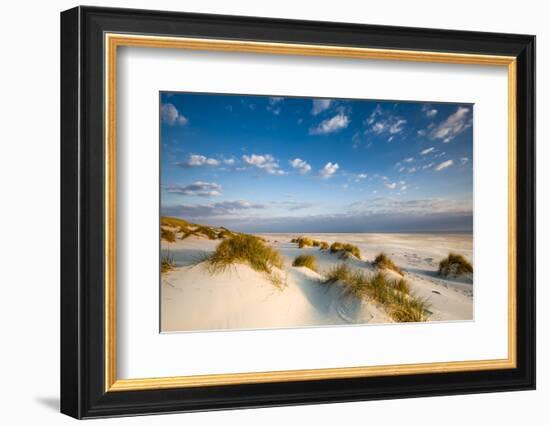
[{"left": 161, "top": 233, "right": 473, "bottom": 332}]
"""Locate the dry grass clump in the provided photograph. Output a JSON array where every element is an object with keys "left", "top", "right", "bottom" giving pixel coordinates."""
[
  {"left": 161, "top": 252, "right": 176, "bottom": 273},
  {"left": 161, "top": 216, "right": 237, "bottom": 240},
  {"left": 323, "top": 264, "right": 429, "bottom": 322},
  {"left": 438, "top": 253, "right": 473, "bottom": 277},
  {"left": 391, "top": 278, "right": 410, "bottom": 295},
  {"left": 161, "top": 227, "right": 176, "bottom": 243},
  {"left": 208, "top": 234, "right": 285, "bottom": 288},
  {"left": 295, "top": 237, "right": 314, "bottom": 248},
  {"left": 329, "top": 242, "right": 361, "bottom": 259},
  {"left": 291, "top": 236, "right": 330, "bottom": 251},
  {"left": 183, "top": 225, "right": 222, "bottom": 240},
  {"left": 374, "top": 253, "right": 403, "bottom": 276},
  {"left": 161, "top": 216, "right": 191, "bottom": 230},
  {"left": 196, "top": 225, "right": 218, "bottom": 240},
  {"left": 292, "top": 254, "right": 318, "bottom": 272}
]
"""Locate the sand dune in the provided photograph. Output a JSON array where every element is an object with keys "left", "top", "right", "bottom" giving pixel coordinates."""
[{"left": 161, "top": 232, "right": 473, "bottom": 332}]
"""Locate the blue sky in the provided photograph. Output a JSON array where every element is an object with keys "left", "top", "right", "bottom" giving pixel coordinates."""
[{"left": 160, "top": 92, "right": 473, "bottom": 233}]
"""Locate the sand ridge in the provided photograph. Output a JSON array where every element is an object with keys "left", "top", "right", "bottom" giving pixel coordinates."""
[{"left": 160, "top": 233, "right": 473, "bottom": 332}]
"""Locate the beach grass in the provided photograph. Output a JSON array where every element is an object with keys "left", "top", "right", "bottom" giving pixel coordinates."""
[
  {"left": 319, "top": 241, "right": 329, "bottom": 250},
  {"left": 391, "top": 278, "right": 410, "bottom": 295},
  {"left": 161, "top": 216, "right": 191, "bottom": 230},
  {"left": 374, "top": 253, "right": 404, "bottom": 276},
  {"left": 208, "top": 234, "right": 285, "bottom": 288},
  {"left": 329, "top": 242, "right": 361, "bottom": 259},
  {"left": 296, "top": 237, "right": 314, "bottom": 248},
  {"left": 161, "top": 216, "right": 238, "bottom": 241},
  {"left": 438, "top": 253, "right": 473, "bottom": 277},
  {"left": 195, "top": 225, "right": 218, "bottom": 240},
  {"left": 323, "top": 264, "right": 429, "bottom": 322},
  {"left": 161, "top": 227, "right": 176, "bottom": 243},
  {"left": 292, "top": 254, "right": 318, "bottom": 272},
  {"left": 161, "top": 252, "right": 176, "bottom": 273}
]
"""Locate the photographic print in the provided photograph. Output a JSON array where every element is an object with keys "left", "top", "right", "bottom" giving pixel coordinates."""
[{"left": 160, "top": 92, "right": 474, "bottom": 332}]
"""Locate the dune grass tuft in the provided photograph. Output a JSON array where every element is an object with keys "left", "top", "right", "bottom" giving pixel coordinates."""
[
  {"left": 161, "top": 216, "right": 237, "bottom": 240},
  {"left": 319, "top": 241, "right": 329, "bottom": 250},
  {"left": 391, "top": 278, "right": 410, "bottom": 295},
  {"left": 323, "top": 264, "right": 429, "bottom": 322},
  {"left": 161, "top": 216, "right": 191, "bottom": 230},
  {"left": 438, "top": 253, "right": 473, "bottom": 277},
  {"left": 161, "top": 227, "right": 176, "bottom": 243},
  {"left": 374, "top": 253, "right": 403, "bottom": 276},
  {"left": 324, "top": 263, "right": 351, "bottom": 282},
  {"left": 296, "top": 237, "right": 314, "bottom": 248},
  {"left": 329, "top": 242, "right": 361, "bottom": 259},
  {"left": 292, "top": 254, "right": 318, "bottom": 272},
  {"left": 196, "top": 225, "right": 218, "bottom": 240},
  {"left": 329, "top": 242, "right": 344, "bottom": 252},
  {"left": 208, "top": 234, "right": 285, "bottom": 288},
  {"left": 291, "top": 236, "right": 330, "bottom": 251},
  {"left": 161, "top": 252, "right": 176, "bottom": 273}
]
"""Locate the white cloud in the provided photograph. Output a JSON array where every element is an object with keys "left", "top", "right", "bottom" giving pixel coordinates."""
[
  {"left": 223, "top": 158, "right": 236, "bottom": 165},
  {"left": 422, "top": 105, "right": 438, "bottom": 118},
  {"left": 179, "top": 154, "right": 220, "bottom": 167},
  {"left": 417, "top": 129, "right": 427, "bottom": 137},
  {"left": 460, "top": 157, "right": 469, "bottom": 165},
  {"left": 366, "top": 105, "right": 382, "bottom": 125},
  {"left": 385, "top": 182, "right": 397, "bottom": 189},
  {"left": 435, "top": 159, "right": 454, "bottom": 171},
  {"left": 267, "top": 97, "right": 283, "bottom": 115},
  {"left": 161, "top": 103, "right": 188, "bottom": 126},
  {"left": 350, "top": 197, "right": 472, "bottom": 216},
  {"left": 164, "top": 181, "right": 222, "bottom": 197},
  {"left": 426, "top": 109, "right": 438, "bottom": 117},
  {"left": 420, "top": 147, "right": 435, "bottom": 155},
  {"left": 270, "top": 201, "right": 315, "bottom": 211},
  {"left": 372, "top": 122, "right": 386, "bottom": 133},
  {"left": 389, "top": 119, "right": 407, "bottom": 134},
  {"left": 242, "top": 154, "right": 285, "bottom": 175},
  {"left": 352, "top": 132, "right": 362, "bottom": 149},
  {"left": 310, "top": 113, "right": 350, "bottom": 135},
  {"left": 311, "top": 99, "right": 332, "bottom": 115},
  {"left": 430, "top": 106, "right": 472, "bottom": 143},
  {"left": 365, "top": 105, "right": 406, "bottom": 136},
  {"left": 319, "top": 162, "right": 339, "bottom": 179},
  {"left": 162, "top": 200, "right": 266, "bottom": 218},
  {"left": 353, "top": 173, "right": 368, "bottom": 183},
  {"left": 403, "top": 157, "right": 414, "bottom": 163},
  {"left": 289, "top": 158, "right": 312, "bottom": 174}
]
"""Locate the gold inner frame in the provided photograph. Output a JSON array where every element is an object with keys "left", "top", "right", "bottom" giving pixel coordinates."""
[{"left": 104, "top": 33, "right": 517, "bottom": 392}]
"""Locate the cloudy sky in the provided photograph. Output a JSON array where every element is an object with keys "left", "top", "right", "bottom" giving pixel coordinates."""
[{"left": 160, "top": 92, "right": 473, "bottom": 233}]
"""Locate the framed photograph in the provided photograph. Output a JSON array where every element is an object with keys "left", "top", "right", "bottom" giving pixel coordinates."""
[{"left": 60, "top": 6, "right": 535, "bottom": 419}]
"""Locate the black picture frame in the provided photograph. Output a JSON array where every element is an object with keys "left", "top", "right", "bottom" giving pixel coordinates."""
[{"left": 60, "top": 5, "right": 535, "bottom": 419}]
